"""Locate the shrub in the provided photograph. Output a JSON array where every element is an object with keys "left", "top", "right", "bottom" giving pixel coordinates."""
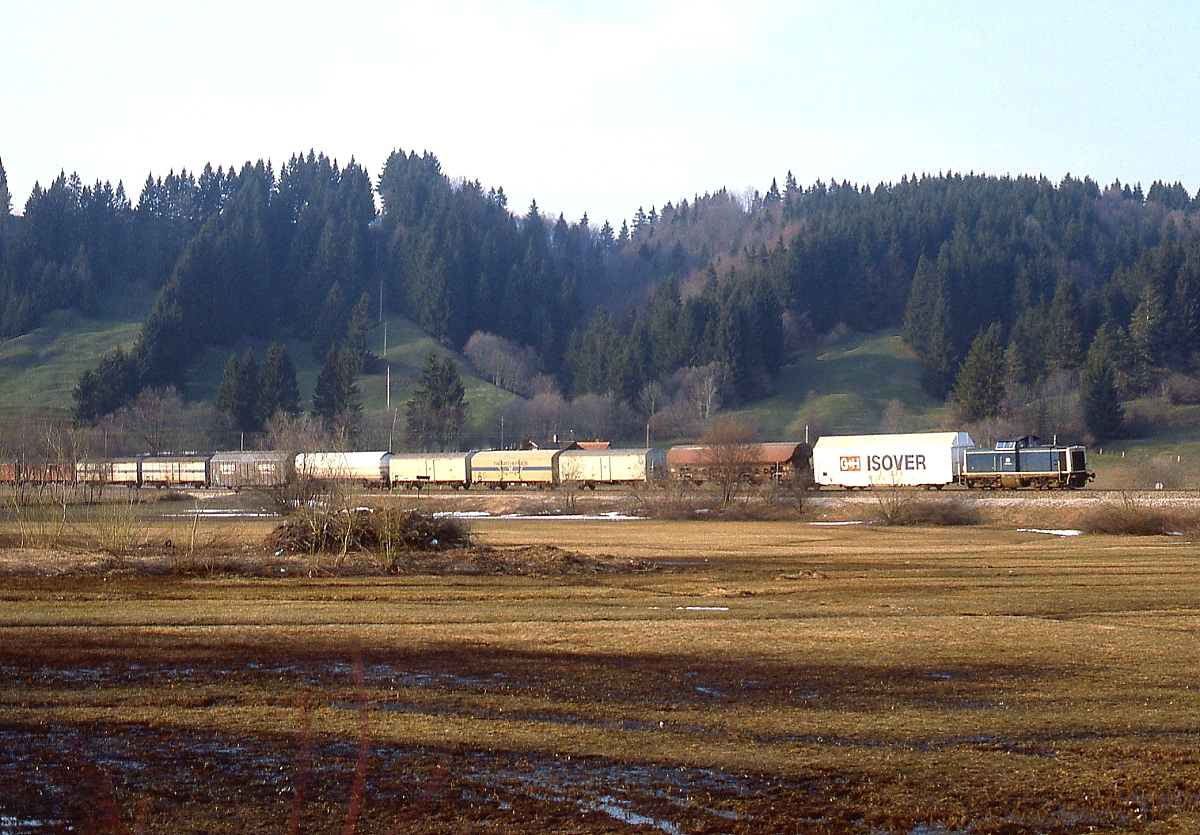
[
  {"left": 1078, "top": 494, "right": 1196, "bottom": 536},
  {"left": 872, "top": 494, "right": 983, "bottom": 527},
  {"left": 266, "top": 507, "right": 471, "bottom": 565}
]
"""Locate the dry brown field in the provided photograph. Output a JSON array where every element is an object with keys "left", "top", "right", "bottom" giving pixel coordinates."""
[{"left": 1, "top": 493, "right": 1199, "bottom": 833}]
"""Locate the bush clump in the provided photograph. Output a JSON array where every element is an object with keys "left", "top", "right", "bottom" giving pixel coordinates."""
[
  {"left": 1078, "top": 495, "right": 1196, "bottom": 536},
  {"left": 873, "top": 496, "right": 983, "bottom": 527},
  {"left": 267, "top": 508, "right": 470, "bottom": 556}
]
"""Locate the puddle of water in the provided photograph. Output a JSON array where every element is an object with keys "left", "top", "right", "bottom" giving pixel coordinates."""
[{"left": 590, "top": 794, "right": 684, "bottom": 834}]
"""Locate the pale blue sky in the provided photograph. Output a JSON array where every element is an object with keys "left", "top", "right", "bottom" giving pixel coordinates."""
[{"left": 3, "top": 0, "right": 1198, "bottom": 226}]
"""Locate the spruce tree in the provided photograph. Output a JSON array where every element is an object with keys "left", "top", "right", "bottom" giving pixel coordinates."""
[
  {"left": 258, "top": 342, "right": 301, "bottom": 419},
  {"left": 1080, "top": 329, "right": 1125, "bottom": 440},
  {"left": 312, "top": 343, "right": 362, "bottom": 422},
  {"left": 953, "top": 324, "right": 1006, "bottom": 421},
  {"left": 344, "top": 291, "right": 375, "bottom": 372},
  {"left": 404, "top": 350, "right": 468, "bottom": 451},
  {"left": 216, "top": 349, "right": 261, "bottom": 432},
  {"left": 1044, "top": 276, "right": 1083, "bottom": 369}
]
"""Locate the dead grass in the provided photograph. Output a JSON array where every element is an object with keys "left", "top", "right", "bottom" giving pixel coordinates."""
[
  {"left": 2, "top": 514, "right": 1200, "bottom": 831},
  {"left": 1077, "top": 493, "right": 1200, "bottom": 535}
]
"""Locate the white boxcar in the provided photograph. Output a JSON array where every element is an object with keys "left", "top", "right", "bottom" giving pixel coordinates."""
[
  {"left": 811, "top": 432, "right": 975, "bottom": 489},
  {"left": 295, "top": 451, "right": 391, "bottom": 485},
  {"left": 75, "top": 458, "right": 140, "bottom": 487},
  {"left": 558, "top": 448, "right": 663, "bottom": 488},
  {"left": 469, "top": 449, "right": 560, "bottom": 487},
  {"left": 389, "top": 452, "right": 472, "bottom": 489},
  {"left": 139, "top": 455, "right": 210, "bottom": 488}
]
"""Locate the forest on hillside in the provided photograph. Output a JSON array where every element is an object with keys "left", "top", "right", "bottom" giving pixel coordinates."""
[{"left": 1, "top": 150, "right": 1199, "bottom": 453}]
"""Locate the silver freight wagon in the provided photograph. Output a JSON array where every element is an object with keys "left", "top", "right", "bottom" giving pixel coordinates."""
[{"left": 209, "top": 450, "right": 296, "bottom": 489}]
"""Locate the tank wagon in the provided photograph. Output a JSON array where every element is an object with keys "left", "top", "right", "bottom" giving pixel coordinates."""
[
  {"left": 812, "top": 432, "right": 975, "bottom": 489},
  {"left": 962, "top": 436, "right": 1094, "bottom": 489},
  {"left": 294, "top": 451, "right": 391, "bottom": 487},
  {"left": 666, "top": 442, "right": 812, "bottom": 486},
  {"left": 558, "top": 448, "right": 664, "bottom": 489},
  {"left": 389, "top": 452, "right": 473, "bottom": 490}
]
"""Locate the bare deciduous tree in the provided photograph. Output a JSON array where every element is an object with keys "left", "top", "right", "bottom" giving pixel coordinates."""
[
  {"left": 463, "top": 331, "right": 542, "bottom": 395},
  {"left": 698, "top": 418, "right": 762, "bottom": 508}
]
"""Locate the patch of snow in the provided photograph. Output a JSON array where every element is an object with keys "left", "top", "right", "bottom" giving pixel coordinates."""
[
  {"left": 435, "top": 511, "right": 645, "bottom": 521},
  {"left": 1017, "top": 528, "right": 1083, "bottom": 536},
  {"left": 677, "top": 606, "right": 730, "bottom": 612}
]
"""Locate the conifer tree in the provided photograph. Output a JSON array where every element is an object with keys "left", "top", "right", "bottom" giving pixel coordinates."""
[
  {"left": 216, "top": 348, "right": 261, "bottom": 432},
  {"left": 0, "top": 156, "right": 10, "bottom": 219},
  {"left": 1043, "top": 276, "right": 1083, "bottom": 368},
  {"left": 258, "top": 342, "right": 301, "bottom": 420},
  {"left": 404, "top": 350, "right": 468, "bottom": 451},
  {"left": 902, "top": 255, "right": 955, "bottom": 395},
  {"left": 344, "top": 291, "right": 375, "bottom": 372},
  {"left": 312, "top": 343, "right": 362, "bottom": 422},
  {"left": 72, "top": 347, "right": 140, "bottom": 424},
  {"left": 1080, "top": 329, "right": 1125, "bottom": 440},
  {"left": 953, "top": 324, "right": 1007, "bottom": 421}
]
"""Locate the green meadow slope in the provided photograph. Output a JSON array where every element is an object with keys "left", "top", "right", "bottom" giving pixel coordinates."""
[
  {"left": 0, "top": 307, "right": 516, "bottom": 438},
  {"left": 730, "top": 331, "right": 947, "bottom": 439}
]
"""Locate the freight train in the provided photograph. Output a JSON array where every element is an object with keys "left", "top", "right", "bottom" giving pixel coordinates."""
[
  {"left": 20, "top": 447, "right": 666, "bottom": 491},
  {"left": 0, "top": 433, "right": 1094, "bottom": 492}
]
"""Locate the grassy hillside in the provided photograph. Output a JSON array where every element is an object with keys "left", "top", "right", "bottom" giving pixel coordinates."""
[
  {"left": 730, "top": 330, "right": 948, "bottom": 439},
  {"left": 0, "top": 309, "right": 145, "bottom": 418},
  {"left": 0, "top": 306, "right": 515, "bottom": 442},
  {"left": 190, "top": 313, "right": 517, "bottom": 444}
]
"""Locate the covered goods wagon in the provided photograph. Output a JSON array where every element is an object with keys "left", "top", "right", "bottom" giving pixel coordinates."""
[
  {"left": 469, "top": 449, "right": 560, "bottom": 488},
  {"left": 811, "top": 432, "right": 975, "bottom": 489},
  {"left": 75, "top": 458, "right": 140, "bottom": 486},
  {"left": 209, "top": 451, "right": 296, "bottom": 489},
  {"left": 139, "top": 455, "right": 211, "bottom": 488},
  {"left": 557, "top": 448, "right": 664, "bottom": 488},
  {"left": 388, "top": 452, "right": 472, "bottom": 489},
  {"left": 295, "top": 452, "right": 391, "bottom": 486}
]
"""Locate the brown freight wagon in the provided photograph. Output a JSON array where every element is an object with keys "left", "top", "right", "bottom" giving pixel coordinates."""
[{"left": 665, "top": 442, "right": 813, "bottom": 485}]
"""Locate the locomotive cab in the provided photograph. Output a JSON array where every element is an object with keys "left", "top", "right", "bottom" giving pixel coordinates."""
[{"left": 963, "top": 436, "right": 1094, "bottom": 489}]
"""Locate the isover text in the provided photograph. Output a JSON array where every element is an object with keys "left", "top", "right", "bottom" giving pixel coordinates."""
[{"left": 839, "top": 453, "right": 927, "bottom": 472}]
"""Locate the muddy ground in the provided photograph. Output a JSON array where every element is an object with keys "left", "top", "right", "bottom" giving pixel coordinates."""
[{"left": 0, "top": 498, "right": 1199, "bottom": 833}]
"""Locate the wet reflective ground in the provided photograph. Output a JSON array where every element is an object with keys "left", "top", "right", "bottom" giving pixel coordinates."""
[{"left": 2, "top": 521, "right": 1200, "bottom": 832}]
